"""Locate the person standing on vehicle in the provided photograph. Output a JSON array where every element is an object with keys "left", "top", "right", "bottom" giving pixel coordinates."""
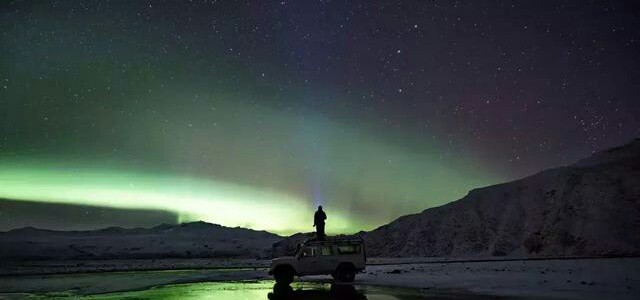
[{"left": 313, "top": 205, "right": 327, "bottom": 240}]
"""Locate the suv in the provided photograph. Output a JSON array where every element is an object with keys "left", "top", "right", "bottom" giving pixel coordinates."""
[{"left": 269, "top": 237, "right": 366, "bottom": 284}]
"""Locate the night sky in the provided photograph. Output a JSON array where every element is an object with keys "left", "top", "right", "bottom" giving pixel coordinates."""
[{"left": 1, "top": 1, "right": 639, "bottom": 234}]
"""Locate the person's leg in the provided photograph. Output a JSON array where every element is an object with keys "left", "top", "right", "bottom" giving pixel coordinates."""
[{"left": 318, "top": 223, "right": 325, "bottom": 240}]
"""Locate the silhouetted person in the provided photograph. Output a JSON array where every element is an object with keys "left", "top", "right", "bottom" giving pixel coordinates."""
[{"left": 314, "top": 205, "right": 327, "bottom": 240}]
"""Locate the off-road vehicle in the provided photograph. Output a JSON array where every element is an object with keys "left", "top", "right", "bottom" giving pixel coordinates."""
[{"left": 269, "top": 237, "right": 366, "bottom": 284}]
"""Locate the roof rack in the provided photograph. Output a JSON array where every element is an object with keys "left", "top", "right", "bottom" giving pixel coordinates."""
[{"left": 302, "top": 235, "right": 364, "bottom": 245}]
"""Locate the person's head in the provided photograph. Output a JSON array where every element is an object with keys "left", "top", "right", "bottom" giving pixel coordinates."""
[{"left": 318, "top": 205, "right": 323, "bottom": 211}]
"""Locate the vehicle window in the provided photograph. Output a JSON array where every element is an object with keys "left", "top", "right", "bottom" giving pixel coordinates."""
[
  {"left": 301, "top": 246, "right": 316, "bottom": 257},
  {"left": 337, "top": 244, "right": 360, "bottom": 254},
  {"left": 321, "top": 245, "right": 333, "bottom": 256}
]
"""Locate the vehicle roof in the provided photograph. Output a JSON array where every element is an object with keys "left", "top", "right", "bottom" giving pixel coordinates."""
[{"left": 302, "top": 236, "right": 364, "bottom": 246}]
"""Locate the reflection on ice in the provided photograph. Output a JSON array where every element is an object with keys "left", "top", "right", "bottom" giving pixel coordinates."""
[
  {"left": 268, "top": 282, "right": 368, "bottom": 300},
  {"left": 46, "top": 280, "right": 521, "bottom": 300}
]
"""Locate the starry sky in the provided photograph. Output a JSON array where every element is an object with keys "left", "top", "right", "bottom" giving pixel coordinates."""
[{"left": 1, "top": 1, "right": 639, "bottom": 234}]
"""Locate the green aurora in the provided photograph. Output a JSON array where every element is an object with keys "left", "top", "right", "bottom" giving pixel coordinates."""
[
  {"left": 0, "top": 2, "right": 505, "bottom": 235},
  {"left": 0, "top": 101, "right": 496, "bottom": 234},
  {"left": 0, "top": 97, "right": 500, "bottom": 235}
]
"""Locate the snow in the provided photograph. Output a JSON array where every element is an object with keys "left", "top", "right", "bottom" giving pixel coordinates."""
[
  {"left": 355, "top": 257, "right": 640, "bottom": 300},
  {"left": 0, "top": 221, "right": 281, "bottom": 261},
  {"left": 362, "top": 139, "right": 640, "bottom": 257},
  {"left": 0, "top": 257, "right": 638, "bottom": 299}
]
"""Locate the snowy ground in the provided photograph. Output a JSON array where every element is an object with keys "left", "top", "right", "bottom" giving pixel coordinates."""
[
  {"left": 0, "top": 257, "right": 638, "bottom": 299},
  {"left": 357, "top": 257, "right": 640, "bottom": 299},
  {"left": 0, "top": 258, "right": 269, "bottom": 276}
]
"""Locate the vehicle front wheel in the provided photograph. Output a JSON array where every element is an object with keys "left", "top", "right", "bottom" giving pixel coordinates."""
[
  {"left": 334, "top": 263, "right": 356, "bottom": 282},
  {"left": 273, "top": 266, "right": 294, "bottom": 285}
]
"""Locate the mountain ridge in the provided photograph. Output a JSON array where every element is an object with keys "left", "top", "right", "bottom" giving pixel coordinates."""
[
  {"left": 0, "top": 221, "right": 282, "bottom": 260},
  {"left": 360, "top": 138, "right": 640, "bottom": 257},
  {"left": 4, "top": 139, "right": 639, "bottom": 259}
]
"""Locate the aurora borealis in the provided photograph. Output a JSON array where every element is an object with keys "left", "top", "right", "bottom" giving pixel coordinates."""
[
  {"left": 0, "top": 101, "right": 497, "bottom": 234},
  {"left": 1, "top": 1, "right": 639, "bottom": 234}
]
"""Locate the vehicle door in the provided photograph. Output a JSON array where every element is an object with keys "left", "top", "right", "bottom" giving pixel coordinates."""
[
  {"left": 336, "top": 243, "right": 365, "bottom": 269},
  {"left": 317, "top": 243, "right": 338, "bottom": 273},
  {"left": 297, "top": 245, "right": 320, "bottom": 275}
]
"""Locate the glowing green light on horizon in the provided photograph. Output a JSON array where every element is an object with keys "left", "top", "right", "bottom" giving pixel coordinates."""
[
  {"left": 0, "top": 99, "right": 503, "bottom": 235},
  {"left": 0, "top": 160, "right": 356, "bottom": 235}
]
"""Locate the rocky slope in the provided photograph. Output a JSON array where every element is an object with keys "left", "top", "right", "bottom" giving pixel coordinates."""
[
  {"left": 361, "top": 139, "right": 640, "bottom": 257},
  {"left": 0, "top": 221, "right": 281, "bottom": 260}
]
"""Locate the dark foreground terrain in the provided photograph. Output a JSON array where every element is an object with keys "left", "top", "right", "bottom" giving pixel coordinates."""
[{"left": 0, "top": 257, "right": 638, "bottom": 299}]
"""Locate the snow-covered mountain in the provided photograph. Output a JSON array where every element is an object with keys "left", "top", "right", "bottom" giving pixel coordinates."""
[
  {"left": 4, "top": 140, "right": 639, "bottom": 260},
  {"left": 0, "top": 221, "right": 281, "bottom": 260},
  {"left": 362, "top": 139, "right": 640, "bottom": 257}
]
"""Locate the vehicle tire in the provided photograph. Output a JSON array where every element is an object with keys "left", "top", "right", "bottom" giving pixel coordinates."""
[
  {"left": 334, "top": 263, "right": 356, "bottom": 282},
  {"left": 273, "top": 265, "right": 294, "bottom": 285}
]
